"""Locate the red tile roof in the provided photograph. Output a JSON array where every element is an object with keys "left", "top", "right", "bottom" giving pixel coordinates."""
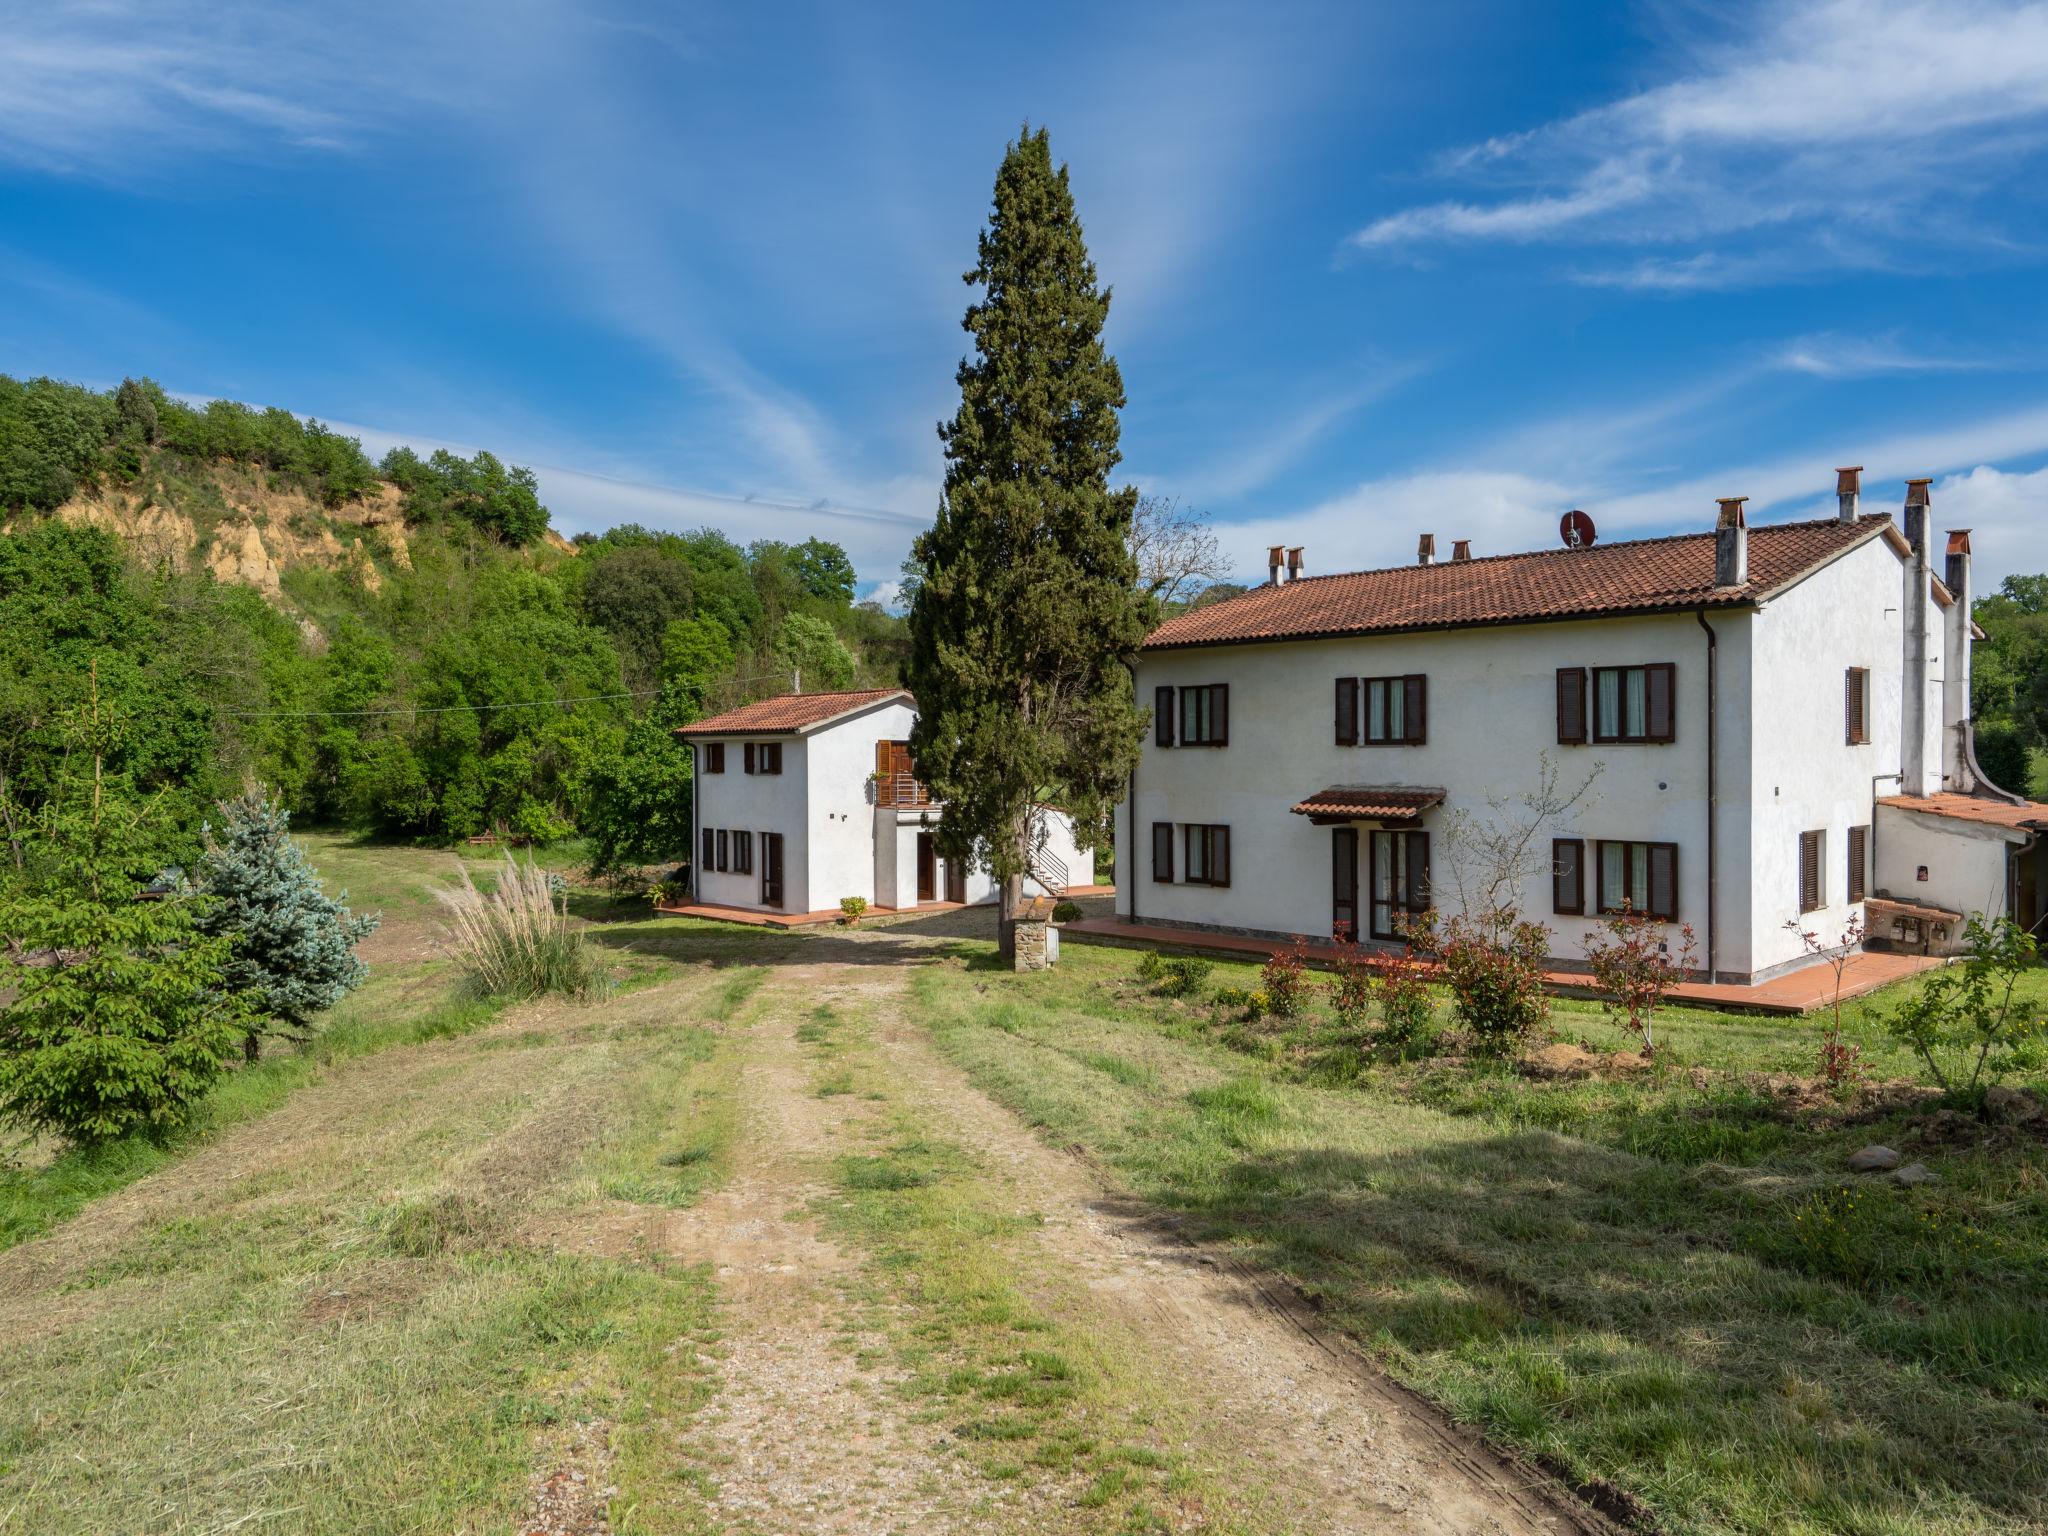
[
  {"left": 1290, "top": 786, "right": 1445, "bottom": 822},
  {"left": 675, "top": 688, "right": 912, "bottom": 738},
  {"left": 1877, "top": 793, "right": 2048, "bottom": 832},
  {"left": 1147, "top": 516, "right": 1895, "bottom": 651}
]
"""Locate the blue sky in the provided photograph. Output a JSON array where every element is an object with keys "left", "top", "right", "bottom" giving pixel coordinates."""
[{"left": 4, "top": 0, "right": 2047, "bottom": 596}]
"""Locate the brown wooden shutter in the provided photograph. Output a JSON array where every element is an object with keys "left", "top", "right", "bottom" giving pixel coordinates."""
[
  {"left": 1557, "top": 667, "right": 1587, "bottom": 744},
  {"left": 1155, "top": 686, "right": 1175, "bottom": 747},
  {"left": 1646, "top": 663, "right": 1676, "bottom": 744},
  {"left": 1405, "top": 675, "right": 1427, "bottom": 744},
  {"left": 702, "top": 827, "right": 714, "bottom": 870},
  {"left": 1847, "top": 824, "right": 1868, "bottom": 904},
  {"left": 1845, "top": 669, "right": 1868, "bottom": 745},
  {"left": 716, "top": 828, "right": 729, "bottom": 872},
  {"left": 1405, "top": 830, "right": 1431, "bottom": 910},
  {"left": 1552, "top": 838, "right": 1583, "bottom": 915},
  {"left": 1151, "top": 822, "right": 1174, "bottom": 883},
  {"left": 1648, "top": 842, "right": 1677, "bottom": 921},
  {"left": 1798, "top": 831, "right": 1821, "bottom": 913},
  {"left": 743, "top": 742, "right": 756, "bottom": 775},
  {"left": 1214, "top": 826, "right": 1231, "bottom": 888},
  {"left": 1214, "top": 685, "right": 1229, "bottom": 746},
  {"left": 705, "top": 743, "right": 723, "bottom": 774},
  {"left": 1335, "top": 678, "right": 1358, "bottom": 745}
]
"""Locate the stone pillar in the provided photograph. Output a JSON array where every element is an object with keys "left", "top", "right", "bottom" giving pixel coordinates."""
[{"left": 1011, "top": 895, "right": 1055, "bottom": 972}]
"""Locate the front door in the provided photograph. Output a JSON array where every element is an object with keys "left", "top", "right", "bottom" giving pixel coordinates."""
[
  {"left": 761, "top": 832, "right": 784, "bottom": 909},
  {"left": 916, "top": 832, "right": 936, "bottom": 903},
  {"left": 1368, "top": 829, "right": 1430, "bottom": 940},
  {"left": 1332, "top": 827, "right": 1358, "bottom": 940}
]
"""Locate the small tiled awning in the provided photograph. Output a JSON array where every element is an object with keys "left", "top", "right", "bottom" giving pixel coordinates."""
[{"left": 1290, "top": 786, "right": 1446, "bottom": 824}]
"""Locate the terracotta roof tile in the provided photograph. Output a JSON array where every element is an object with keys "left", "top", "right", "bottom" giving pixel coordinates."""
[
  {"left": 675, "top": 688, "right": 911, "bottom": 737},
  {"left": 1290, "top": 786, "right": 1445, "bottom": 822},
  {"left": 1148, "top": 516, "right": 1890, "bottom": 651},
  {"left": 1876, "top": 793, "right": 2048, "bottom": 832}
]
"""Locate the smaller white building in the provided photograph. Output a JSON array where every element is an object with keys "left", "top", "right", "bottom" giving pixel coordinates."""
[{"left": 675, "top": 688, "right": 1086, "bottom": 917}]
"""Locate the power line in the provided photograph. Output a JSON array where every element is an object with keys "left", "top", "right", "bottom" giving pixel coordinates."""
[{"left": 212, "top": 666, "right": 838, "bottom": 721}]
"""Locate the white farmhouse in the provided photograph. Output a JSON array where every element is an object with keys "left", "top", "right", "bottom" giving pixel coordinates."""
[
  {"left": 675, "top": 688, "right": 1087, "bottom": 919},
  {"left": 1114, "top": 474, "right": 2045, "bottom": 984}
]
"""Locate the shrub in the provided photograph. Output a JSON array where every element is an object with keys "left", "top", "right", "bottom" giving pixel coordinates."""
[
  {"left": 1785, "top": 915, "right": 1868, "bottom": 1094},
  {"left": 1051, "top": 899, "right": 1081, "bottom": 924},
  {"left": 1370, "top": 946, "right": 1438, "bottom": 1055},
  {"left": 646, "top": 876, "right": 689, "bottom": 907},
  {"left": 1419, "top": 910, "right": 1550, "bottom": 1055},
  {"left": 1135, "top": 950, "right": 1166, "bottom": 982},
  {"left": 1881, "top": 915, "right": 2044, "bottom": 1093},
  {"left": 1581, "top": 906, "right": 1697, "bottom": 1059},
  {"left": 1326, "top": 938, "right": 1374, "bottom": 1029},
  {"left": 839, "top": 895, "right": 868, "bottom": 927},
  {"left": 1973, "top": 719, "right": 2031, "bottom": 796},
  {"left": 1211, "top": 984, "right": 1269, "bottom": 1021},
  {"left": 1155, "top": 956, "right": 1212, "bottom": 998},
  {"left": 1261, "top": 941, "right": 1313, "bottom": 1019},
  {"left": 433, "top": 853, "right": 606, "bottom": 1001}
]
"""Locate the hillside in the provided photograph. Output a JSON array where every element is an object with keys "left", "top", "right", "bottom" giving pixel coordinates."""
[{"left": 0, "top": 372, "right": 907, "bottom": 871}]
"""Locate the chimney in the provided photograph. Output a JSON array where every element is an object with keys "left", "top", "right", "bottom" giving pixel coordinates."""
[
  {"left": 1450, "top": 539, "right": 1472, "bottom": 563},
  {"left": 1267, "top": 545, "right": 1285, "bottom": 586},
  {"left": 1944, "top": 528, "right": 1971, "bottom": 597},
  {"left": 1944, "top": 529, "right": 1975, "bottom": 790},
  {"left": 1286, "top": 546, "right": 1305, "bottom": 582},
  {"left": 1836, "top": 465, "right": 1862, "bottom": 523},
  {"left": 1903, "top": 478, "right": 1932, "bottom": 554},
  {"left": 1714, "top": 497, "right": 1748, "bottom": 587},
  {"left": 1416, "top": 533, "right": 1436, "bottom": 566}
]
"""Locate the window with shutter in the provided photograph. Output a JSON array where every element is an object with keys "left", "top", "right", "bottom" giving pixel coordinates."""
[
  {"left": 1844, "top": 668, "right": 1869, "bottom": 745},
  {"left": 760, "top": 742, "right": 783, "bottom": 775},
  {"left": 1552, "top": 838, "right": 1584, "bottom": 915},
  {"left": 1360, "top": 676, "right": 1426, "bottom": 745},
  {"left": 1151, "top": 822, "right": 1174, "bottom": 883},
  {"left": 1595, "top": 839, "right": 1680, "bottom": 920},
  {"left": 1798, "top": 830, "right": 1825, "bottom": 914},
  {"left": 1557, "top": 667, "right": 1587, "bottom": 745},
  {"left": 1178, "top": 684, "right": 1229, "bottom": 746},
  {"left": 704, "top": 743, "right": 725, "bottom": 774},
  {"left": 1847, "top": 824, "right": 1868, "bottom": 904},
  {"left": 1335, "top": 677, "right": 1359, "bottom": 746},
  {"left": 1155, "top": 685, "right": 1175, "bottom": 747},
  {"left": 1183, "top": 825, "right": 1231, "bottom": 886},
  {"left": 743, "top": 742, "right": 756, "bottom": 775},
  {"left": 1593, "top": 665, "right": 1675, "bottom": 743},
  {"left": 733, "top": 830, "right": 753, "bottom": 875}
]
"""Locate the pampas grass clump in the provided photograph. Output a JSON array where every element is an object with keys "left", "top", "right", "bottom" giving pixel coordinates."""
[{"left": 433, "top": 854, "right": 607, "bottom": 1001}]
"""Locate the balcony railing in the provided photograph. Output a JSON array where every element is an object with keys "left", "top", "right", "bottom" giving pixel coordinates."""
[{"left": 874, "top": 772, "right": 935, "bottom": 809}]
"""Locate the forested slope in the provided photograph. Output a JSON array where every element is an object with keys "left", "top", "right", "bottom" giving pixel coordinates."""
[{"left": 0, "top": 373, "right": 907, "bottom": 874}]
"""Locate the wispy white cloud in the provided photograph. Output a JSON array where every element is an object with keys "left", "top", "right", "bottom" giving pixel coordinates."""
[
  {"left": 1768, "top": 331, "right": 2014, "bottom": 378},
  {"left": 1347, "top": 1, "right": 2048, "bottom": 285},
  {"left": 1166, "top": 361, "right": 1428, "bottom": 504}
]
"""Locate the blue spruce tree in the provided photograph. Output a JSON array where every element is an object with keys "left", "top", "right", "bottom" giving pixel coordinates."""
[{"left": 196, "top": 793, "right": 378, "bottom": 1060}]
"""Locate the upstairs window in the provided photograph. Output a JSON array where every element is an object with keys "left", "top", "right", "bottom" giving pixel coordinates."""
[
  {"left": 1183, "top": 824, "right": 1231, "bottom": 886},
  {"left": 1155, "top": 686, "right": 1176, "bottom": 747},
  {"left": 1592, "top": 664, "right": 1676, "bottom": 744},
  {"left": 743, "top": 741, "right": 784, "bottom": 775},
  {"left": 1597, "top": 839, "right": 1678, "bottom": 921},
  {"left": 1844, "top": 668, "right": 1869, "bottom": 745},
  {"left": 704, "top": 743, "right": 725, "bottom": 774},
  {"left": 1179, "top": 685, "right": 1229, "bottom": 747},
  {"left": 1337, "top": 676, "right": 1426, "bottom": 745},
  {"left": 1556, "top": 668, "right": 1587, "bottom": 745}
]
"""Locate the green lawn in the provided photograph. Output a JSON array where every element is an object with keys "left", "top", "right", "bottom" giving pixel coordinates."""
[{"left": 916, "top": 938, "right": 2048, "bottom": 1536}]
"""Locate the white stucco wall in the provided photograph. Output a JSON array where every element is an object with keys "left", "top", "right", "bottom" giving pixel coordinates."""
[
  {"left": 695, "top": 737, "right": 811, "bottom": 912},
  {"left": 1116, "top": 608, "right": 1732, "bottom": 968},
  {"left": 1874, "top": 806, "right": 2015, "bottom": 921},
  {"left": 805, "top": 699, "right": 919, "bottom": 911},
  {"left": 1743, "top": 534, "right": 1909, "bottom": 972}
]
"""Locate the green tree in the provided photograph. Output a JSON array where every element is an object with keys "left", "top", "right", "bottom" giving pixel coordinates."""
[
  {"left": 581, "top": 543, "right": 695, "bottom": 689},
  {"left": 905, "top": 127, "right": 1151, "bottom": 953},
  {"left": 193, "top": 793, "right": 379, "bottom": 1061},
  {"left": 791, "top": 538, "right": 858, "bottom": 604},
  {"left": 776, "top": 611, "right": 856, "bottom": 691},
  {"left": 0, "top": 686, "right": 248, "bottom": 1144}
]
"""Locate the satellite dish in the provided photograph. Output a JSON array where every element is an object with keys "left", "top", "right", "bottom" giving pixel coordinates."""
[{"left": 1560, "top": 509, "right": 1597, "bottom": 549}]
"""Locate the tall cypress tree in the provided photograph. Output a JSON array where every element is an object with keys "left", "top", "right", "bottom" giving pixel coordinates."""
[{"left": 906, "top": 127, "right": 1151, "bottom": 952}]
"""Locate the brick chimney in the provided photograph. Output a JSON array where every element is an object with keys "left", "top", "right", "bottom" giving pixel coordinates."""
[
  {"left": 1285, "top": 546, "right": 1306, "bottom": 582},
  {"left": 1451, "top": 539, "right": 1472, "bottom": 562},
  {"left": 1267, "top": 545, "right": 1285, "bottom": 586},
  {"left": 1836, "top": 465, "right": 1862, "bottom": 523},
  {"left": 1714, "top": 497, "right": 1748, "bottom": 587},
  {"left": 1416, "top": 533, "right": 1436, "bottom": 566},
  {"left": 1903, "top": 478, "right": 1932, "bottom": 554}
]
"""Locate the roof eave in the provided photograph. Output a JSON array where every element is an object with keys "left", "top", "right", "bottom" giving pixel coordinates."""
[{"left": 1141, "top": 595, "right": 1763, "bottom": 654}]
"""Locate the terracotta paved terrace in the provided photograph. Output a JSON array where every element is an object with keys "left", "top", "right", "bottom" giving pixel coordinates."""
[
  {"left": 1059, "top": 916, "right": 1944, "bottom": 1016},
  {"left": 654, "top": 885, "right": 1118, "bottom": 931}
]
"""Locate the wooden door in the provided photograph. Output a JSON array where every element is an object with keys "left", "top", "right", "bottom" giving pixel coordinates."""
[
  {"left": 916, "top": 832, "right": 936, "bottom": 903},
  {"left": 1332, "top": 827, "right": 1358, "bottom": 940},
  {"left": 944, "top": 856, "right": 966, "bottom": 904},
  {"left": 761, "top": 832, "right": 784, "bottom": 909}
]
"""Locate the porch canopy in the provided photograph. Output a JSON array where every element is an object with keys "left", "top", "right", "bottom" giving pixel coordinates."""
[{"left": 1289, "top": 786, "right": 1445, "bottom": 826}]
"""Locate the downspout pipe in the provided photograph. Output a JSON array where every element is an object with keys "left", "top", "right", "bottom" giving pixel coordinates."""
[
  {"left": 1694, "top": 611, "right": 1717, "bottom": 982},
  {"left": 1127, "top": 660, "right": 1140, "bottom": 927}
]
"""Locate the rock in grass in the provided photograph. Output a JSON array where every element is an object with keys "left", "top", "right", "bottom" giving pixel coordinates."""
[
  {"left": 1983, "top": 1085, "right": 2044, "bottom": 1126},
  {"left": 1892, "top": 1162, "right": 1938, "bottom": 1186},
  {"left": 1847, "top": 1145, "right": 1901, "bottom": 1172}
]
